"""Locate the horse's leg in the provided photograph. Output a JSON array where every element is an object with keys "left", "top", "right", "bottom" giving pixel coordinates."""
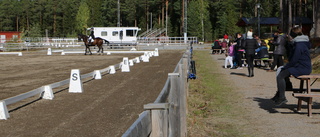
[
  {"left": 85, "top": 46, "right": 87, "bottom": 55},
  {"left": 98, "top": 45, "right": 101, "bottom": 52},
  {"left": 97, "top": 46, "right": 101, "bottom": 55},
  {"left": 101, "top": 45, "right": 104, "bottom": 54},
  {"left": 88, "top": 46, "right": 92, "bottom": 55}
]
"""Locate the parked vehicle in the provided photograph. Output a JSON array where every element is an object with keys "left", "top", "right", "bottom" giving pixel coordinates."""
[{"left": 89, "top": 27, "right": 141, "bottom": 46}]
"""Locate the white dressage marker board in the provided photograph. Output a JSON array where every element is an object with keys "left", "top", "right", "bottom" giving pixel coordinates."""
[
  {"left": 121, "top": 57, "right": 130, "bottom": 72},
  {"left": 42, "top": 85, "right": 54, "bottom": 100},
  {"left": 69, "top": 69, "right": 83, "bottom": 93},
  {"left": 154, "top": 48, "right": 159, "bottom": 56},
  {"left": 47, "top": 48, "right": 52, "bottom": 55},
  {"left": 0, "top": 101, "right": 9, "bottom": 120},
  {"left": 141, "top": 52, "right": 150, "bottom": 62},
  {"left": 94, "top": 70, "right": 102, "bottom": 79}
]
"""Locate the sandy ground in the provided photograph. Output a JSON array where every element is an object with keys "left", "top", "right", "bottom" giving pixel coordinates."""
[
  {"left": 0, "top": 50, "right": 184, "bottom": 136},
  {"left": 211, "top": 53, "right": 320, "bottom": 137}
]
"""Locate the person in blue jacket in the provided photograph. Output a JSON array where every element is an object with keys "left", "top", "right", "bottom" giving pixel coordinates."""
[
  {"left": 272, "top": 26, "right": 312, "bottom": 106},
  {"left": 255, "top": 41, "right": 270, "bottom": 68}
]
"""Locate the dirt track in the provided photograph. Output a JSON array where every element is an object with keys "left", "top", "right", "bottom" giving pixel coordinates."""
[{"left": 0, "top": 50, "right": 184, "bottom": 136}]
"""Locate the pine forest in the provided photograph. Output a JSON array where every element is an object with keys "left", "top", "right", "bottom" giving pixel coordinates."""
[{"left": 0, "top": 0, "right": 317, "bottom": 41}]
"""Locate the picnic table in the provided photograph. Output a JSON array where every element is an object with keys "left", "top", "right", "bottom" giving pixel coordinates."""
[{"left": 291, "top": 74, "right": 320, "bottom": 117}]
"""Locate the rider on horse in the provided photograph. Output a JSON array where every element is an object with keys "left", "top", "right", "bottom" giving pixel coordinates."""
[{"left": 88, "top": 27, "right": 95, "bottom": 45}]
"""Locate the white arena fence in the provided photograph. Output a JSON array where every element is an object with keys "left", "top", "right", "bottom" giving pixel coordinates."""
[
  {"left": 0, "top": 49, "right": 158, "bottom": 120},
  {"left": 1, "top": 37, "right": 195, "bottom": 51},
  {"left": 137, "top": 37, "right": 198, "bottom": 44},
  {"left": 122, "top": 45, "right": 192, "bottom": 137}
]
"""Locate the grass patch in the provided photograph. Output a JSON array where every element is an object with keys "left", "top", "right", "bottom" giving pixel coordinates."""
[{"left": 187, "top": 50, "right": 251, "bottom": 137}]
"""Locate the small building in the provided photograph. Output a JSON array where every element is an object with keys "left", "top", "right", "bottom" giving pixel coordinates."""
[
  {"left": 0, "top": 31, "right": 21, "bottom": 43},
  {"left": 236, "top": 17, "right": 313, "bottom": 36}
]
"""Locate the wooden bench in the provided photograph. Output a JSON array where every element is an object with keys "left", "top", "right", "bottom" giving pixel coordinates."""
[
  {"left": 211, "top": 49, "right": 222, "bottom": 54},
  {"left": 291, "top": 74, "right": 320, "bottom": 117},
  {"left": 241, "top": 58, "right": 273, "bottom": 61}
]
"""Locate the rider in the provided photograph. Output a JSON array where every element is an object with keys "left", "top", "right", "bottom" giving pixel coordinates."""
[{"left": 88, "top": 27, "right": 95, "bottom": 45}]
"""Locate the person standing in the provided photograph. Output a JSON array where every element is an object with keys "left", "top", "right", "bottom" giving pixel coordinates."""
[
  {"left": 271, "top": 26, "right": 312, "bottom": 106},
  {"left": 233, "top": 33, "right": 244, "bottom": 69},
  {"left": 268, "top": 31, "right": 286, "bottom": 71},
  {"left": 242, "top": 30, "right": 259, "bottom": 77},
  {"left": 224, "top": 42, "right": 236, "bottom": 68}
]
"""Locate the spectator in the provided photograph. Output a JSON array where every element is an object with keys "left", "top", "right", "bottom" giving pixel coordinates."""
[
  {"left": 267, "top": 31, "right": 286, "bottom": 72},
  {"left": 255, "top": 41, "right": 270, "bottom": 68},
  {"left": 242, "top": 30, "right": 259, "bottom": 77},
  {"left": 224, "top": 42, "right": 236, "bottom": 68},
  {"left": 221, "top": 40, "right": 228, "bottom": 54},
  {"left": 233, "top": 33, "right": 244, "bottom": 69},
  {"left": 211, "top": 40, "right": 221, "bottom": 54},
  {"left": 224, "top": 34, "right": 229, "bottom": 41},
  {"left": 271, "top": 26, "right": 312, "bottom": 106}
]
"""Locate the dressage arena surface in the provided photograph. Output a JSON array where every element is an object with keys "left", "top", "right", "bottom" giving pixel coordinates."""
[{"left": 0, "top": 50, "right": 184, "bottom": 136}]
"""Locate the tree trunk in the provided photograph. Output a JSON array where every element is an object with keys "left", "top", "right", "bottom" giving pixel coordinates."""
[
  {"left": 314, "top": 0, "right": 320, "bottom": 38},
  {"left": 146, "top": 0, "right": 149, "bottom": 31},
  {"left": 288, "top": 0, "right": 292, "bottom": 34},
  {"left": 162, "top": 0, "right": 165, "bottom": 28},
  {"left": 280, "top": 0, "right": 283, "bottom": 31},
  {"left": 181, "top": 0, "right": 184, "bottom": 36},
  {"left": 166, "top": 0, "right": 168, "bottom": 36},
  {"left": 299, "top": 0, "right": 302, "bottom": 26},
  {"left": 16, "top": 16, "right": 19, "bottom": 32},
  {"left": 53, "top": 5, "right": 57, "bottom": 36}
]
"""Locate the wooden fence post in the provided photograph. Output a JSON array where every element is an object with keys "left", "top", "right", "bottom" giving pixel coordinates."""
[
  {"left": 144, "top": 103, "right": 169, "bottom": 137},
  {"left": 179, "top": 57, "right": 188, "bottom": 137},
  {"left": 168, "top": 73, "right": 180, "bottom": 137}
]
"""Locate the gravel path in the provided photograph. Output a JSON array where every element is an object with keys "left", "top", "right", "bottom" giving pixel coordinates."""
[{"left": 211, "top": 53, "right": 320, "bottom": 137}]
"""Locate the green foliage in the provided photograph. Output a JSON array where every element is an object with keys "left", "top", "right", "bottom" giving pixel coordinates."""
[
  {"left": 210, "top": 0, "right": 241, "bottom": 40},
  {"left": 28, "top": 23, "right": 42, "bottom": 37},
  {"left": 75, "top": 1, "right": 90, "bottom": 34},
  {"left": 0, "top": 0, "right": 314, "bottom": 39},
  {"left": 101, "top": 0, "right": 117, "bottom": 27},
  {"left": 87, "top": 0, "right": 103, "bottom": 27}
]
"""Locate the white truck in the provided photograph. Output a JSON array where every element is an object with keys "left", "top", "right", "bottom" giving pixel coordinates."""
[{"left": 90, "top": 27, "right": 141, "bottom": 46}]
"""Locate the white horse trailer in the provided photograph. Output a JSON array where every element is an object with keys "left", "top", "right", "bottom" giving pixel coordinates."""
[{"left": 90, "top": 27, "right": 141, "bottom": 46}]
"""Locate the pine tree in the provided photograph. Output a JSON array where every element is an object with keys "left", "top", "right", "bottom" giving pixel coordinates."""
[{"left": 76, "top": 1, "right": 90, "bottom": 34}]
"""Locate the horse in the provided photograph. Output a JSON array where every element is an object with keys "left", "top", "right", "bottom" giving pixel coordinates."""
[{"left": 77, "top": 34, "right": 110, "bottom": 55}]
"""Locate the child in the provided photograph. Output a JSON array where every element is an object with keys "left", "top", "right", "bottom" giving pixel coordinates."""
[
  {"left": 255, "top": 41, "right": 270, "bottom": 68},
  {"left": 225, "top": 42, "right": 236, "bottom": 68}
]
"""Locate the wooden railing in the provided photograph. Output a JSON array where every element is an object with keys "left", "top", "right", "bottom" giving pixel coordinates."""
[{"left": 122, "top": 46, "right": 191, "bottom": 137}]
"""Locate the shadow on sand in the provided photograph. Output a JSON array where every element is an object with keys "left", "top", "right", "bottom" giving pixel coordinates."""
[
  {"left": 230, "top": 72, "right": 248, "bottom": 77},
  {"left": 253, "top": 97, "right": 320, "bottom": 116}
]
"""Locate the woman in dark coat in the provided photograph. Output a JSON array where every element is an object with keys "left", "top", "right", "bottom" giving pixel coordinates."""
[
  {"left": 272, "top": 26, "right": 312, "bottom": 106},
  {"left": 242, "top": 31, "right": 259, "bottom": 77}
]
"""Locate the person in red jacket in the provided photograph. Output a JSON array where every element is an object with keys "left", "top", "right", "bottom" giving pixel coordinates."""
[{"left": 223, "top": 34, "right": 228, "bottom": 40}]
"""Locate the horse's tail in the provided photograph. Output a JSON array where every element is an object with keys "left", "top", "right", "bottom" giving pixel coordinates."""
[{"left": 104, "top": 39, "right": 110, "bottom": 45}]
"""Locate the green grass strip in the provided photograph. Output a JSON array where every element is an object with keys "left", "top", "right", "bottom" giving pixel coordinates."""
[{"left": 187, "top": 50, "right": 252, "bottom": 137}]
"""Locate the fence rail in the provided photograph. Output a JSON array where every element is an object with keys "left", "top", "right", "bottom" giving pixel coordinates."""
[
  {"left": 122, "top": 45, "right": 191, "bottom": 137},
  {"left": 137, "top": 37, "right": 197, "bottom": 44}
]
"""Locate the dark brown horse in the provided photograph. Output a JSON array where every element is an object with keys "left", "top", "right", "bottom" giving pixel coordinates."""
[{"left": 78, "top": 34, "right": 109, "bottom": 55}]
